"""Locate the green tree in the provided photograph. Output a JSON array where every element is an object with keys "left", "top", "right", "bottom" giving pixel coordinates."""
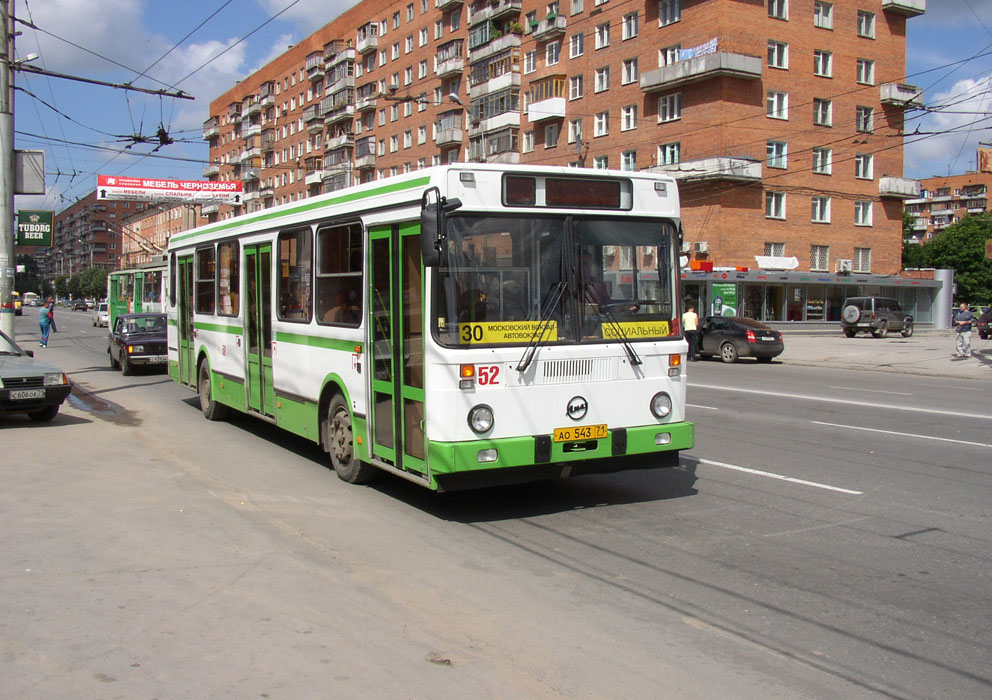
[
  {"left": 54, "top": 275, "right": 67, "bottom": 300},
  {"left": 902, "top": 240, "right": 927, "bottom": 269},
  {"left": 67, "top": 274, "right": 83, "bottom": 300},
  {"left": 82, "top": 266, "right": 109, "bottom": 299},
  {"left": 923, "top": 214, "right": 992, "bottom": 305},
  {"left": 15, "top": 255, "right": 43, "bottom": 295}
]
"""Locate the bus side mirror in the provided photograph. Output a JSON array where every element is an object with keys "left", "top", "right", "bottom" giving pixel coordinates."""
[{"left": 421, "top": 201, "right": 441, "bottom": 268}]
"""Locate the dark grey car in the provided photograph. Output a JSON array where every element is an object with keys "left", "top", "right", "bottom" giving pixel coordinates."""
[
  {"left": 0, "top": 329, "right": 71, "bottom": 422},
  {"left": 840, "top": 296, "right": 913, "bottom": 338}
]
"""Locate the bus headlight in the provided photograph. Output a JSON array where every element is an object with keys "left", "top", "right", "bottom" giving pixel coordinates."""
[
  {"left": 468, "top": 404, "right": 494, "bottom": 434},
  {"left": 650, "top": 392, "right": 672, "bottom": 419}
]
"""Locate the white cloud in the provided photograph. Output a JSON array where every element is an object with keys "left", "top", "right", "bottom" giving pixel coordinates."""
[{"left": 256, "top": 0, "right": 356, "bottom": 32}]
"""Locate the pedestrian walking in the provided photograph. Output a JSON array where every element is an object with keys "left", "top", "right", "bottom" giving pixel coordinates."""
[
  {"left": 38, "top": 297, "right": 55, "bottom": 347},
  {"left": 682, "top": 305, "right": 699, "bottom": 361},
  {"left": 953, "top": 302, "right": 976, "bottom": 357}
]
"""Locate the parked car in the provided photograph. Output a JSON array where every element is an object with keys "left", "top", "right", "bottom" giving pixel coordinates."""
[
  {"left": 977, "top": 307, "right": 992, "bottom": 340},
  {"left": 71, "top": 299, "right": 88, "bottom": 311},
  {"left": 92, "top": 302, "right": 109, "bottom": 327},
  {"left": 0, "top": 328, "right": 71, "bottom": 422},
  {"left": 840, "top": 296, "right": 913, "bottom": 338},
  {"left": 108, "top": 313, "right": 168, "bottom": 375},
  {"left": 698, "top": 315, "right": 784, "bottom": 363}
]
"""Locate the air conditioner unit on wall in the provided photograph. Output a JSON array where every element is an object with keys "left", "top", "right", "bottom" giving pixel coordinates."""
[
  {"left": 836, "top": 259, "right": 852, "bottom": 272},
  {"left": 693, "top": 241, "right": 709, "bottom": 253}
]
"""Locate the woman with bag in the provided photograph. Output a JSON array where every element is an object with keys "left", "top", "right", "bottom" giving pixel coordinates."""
[{"left": 38, "top": 297, "right": 54, "bottom": 347}]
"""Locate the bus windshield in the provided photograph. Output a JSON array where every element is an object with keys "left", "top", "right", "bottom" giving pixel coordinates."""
[{"left": 434, "top": 215, "right": 677, "bottom": 347}]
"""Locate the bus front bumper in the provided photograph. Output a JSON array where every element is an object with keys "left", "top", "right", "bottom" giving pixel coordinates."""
[{"left": 427, "top": 421, "right": 693, "bottom": 491}]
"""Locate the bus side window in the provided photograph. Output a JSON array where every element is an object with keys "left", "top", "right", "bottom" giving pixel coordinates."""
[
  {"left": 277, "top": 228, "right": 313, "bottom": 323},
  {"left": 316, "top": 222, "right": 362, "bottom": 327}
]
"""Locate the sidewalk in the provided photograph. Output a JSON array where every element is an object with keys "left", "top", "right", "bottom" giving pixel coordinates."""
[{"left": 777, "top": 329, "right": 992, "bottom": 380}]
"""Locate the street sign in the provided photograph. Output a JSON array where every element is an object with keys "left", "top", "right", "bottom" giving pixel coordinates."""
[
  {"left": 16, "top": 210, "right": 53, "bottom": 246},
  {"left": 96, "top": 175, "right": 243, "bottom": 204}
]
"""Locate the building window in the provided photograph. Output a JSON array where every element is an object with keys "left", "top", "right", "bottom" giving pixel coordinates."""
[
  {"left": 767, "top": 40, "right": 788, "bottom": 69},
  {"left": 545, "top": 123, "right": 559, "bottom": 148},
  {"left": 855, "top": 153, "right": 873, "bottom": 179},
  {"left": 658, "top": 141, "right": 680, "bottom": 165},
  {"left": 814, "top": 98, "right": 832, "bottom": 126},
  {"left": 418, "top": 125, "right": 426, "bottom": 144},
  {"left": 766, "top": 140, "right": 787, "bottom": 169},
  {"left": 813, "top": 50, "right": 832, "bottom": 77},
  {"left": 857, "top": 58, "right": 875, "bottom": 85},
  {"left": 621, "top": 150, "right": 637, "bottom": 171},
  {"left": 405, "top": 36, "right": 413, "bottom": 54},
  {"left": 764, "top": 242, "right": 785, "bottom": 256},
  {"left": 595, "top": 66, "right": 610, "bottom": 92},
  {"left": 812, "top": 147, "right": 832, "bottom": 174},
  {"left": 857, "top": 11, "right": 875, "bottom": 39},
  {"left": 572, "top": 0, "right": 584, "bottom": 15},
  {"left": 856, "top": 106, "right": 874, "bottom": 132},
  {"left": 524, "top": 50, "right": 537, "bottom": 74},
  {"left": 658, "top": 93, "right": 681, "bottom": 122},
  {"left": 622, "top": 13, "right": 638, "bottom": 40},
  {"left": 523, "top": 130, "right": 535, "bottom": 153},
  {"left": 855, "top": 201, "right": 873, "bottom": 227},
  {"left": 767, "top": 91, "right": 788, "bottom": 120},
  {"left": 814, "top": 2, "right": 832, "bottom": 28},
  {"left": 659, "top": 45, "right": 680, "bottom": 66},
  {"left": 595, "top": 22, "right": 610, "bottom": 49},
  {"left": 418, "top": 59, "right": 428, "bottom": 79},
  {"left": 622, "top": 58, "right": 638, "bottom": 84},
  {"left": 593, "top": 155, "right": 609, "bottom": 169},
  {"left": 768, "top": 0, "right": 788, "bottom": 21},
  {"left": 659, "top": 0, "right": 681, "bottom": 26},
  {"left": 854, "top": 247, "right": 871, "bottom": 272},
  {"left": 406, "top": 3, "right": 414, "bottom": 21},
  {"left": 810, "top": 244, "right": 830, "bottom": 270},
  {"left": 621, "top": 104, "right": 638, "bottom": 131},
  {"left": 594, "top": 110, "right": 609, "bottom": 136},
  {"left": 765, "top": 191, "right": 786, "bottom": 219},
  {"left": 547, "top": 41, "right": 561, "bottom": 65},
  {"left": 811, "top": 198, "right": 831, "bottom": 224},
  {"left": 569, "top": 75, "right": 584, "bottom": 100},
  {"left": 568, "top": 118, "right": 582, "bottom": 143},
  {"left": 403, "top": 130, "right": 412, "bottom": 148},
  {"left": 570, "top": 33, "right": 584, "bottom": 58},
  {"left": 419, "top": 28, "right": 428, "bottom": 46}
]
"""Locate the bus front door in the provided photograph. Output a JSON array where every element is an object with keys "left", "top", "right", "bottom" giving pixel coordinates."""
[
  {"left": 368, "top": 224, "right": 427, "bottom": 477},
  {"left": 245, "top": 244, "right": 275, "bottom": 417},
  {"left": 177, "top": 257, "right": 196, "bottom": 386}
]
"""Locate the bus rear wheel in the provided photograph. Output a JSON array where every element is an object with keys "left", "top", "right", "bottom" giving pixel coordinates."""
[
  {"left": 325, "top": 394, "right": 376, "bottom": 484},
  {"left": 198, "top": 361, "right": 229, "bottom": 421}
]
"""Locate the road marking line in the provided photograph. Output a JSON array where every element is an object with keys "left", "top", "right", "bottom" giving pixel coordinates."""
[
  {"left": 827, "top": 385, "right": 912, "bottom": 395},
  {"left": 689, "top": 383, "right": 992, "bottom": 421},
  {"left": 812, "top": 421, "right": 992, "bottom": 449},
  {"left": 697, "top": 458, "right": 863, "bottom": 495},
  {"left": 687, "top": 403, "right": 719, "bottom": 410}
]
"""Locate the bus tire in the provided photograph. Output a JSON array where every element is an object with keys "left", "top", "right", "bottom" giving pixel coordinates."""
[
  {"left": 198, "top": 361, "right": 229, "bottom": 421},
  {"left": 325, "top": 394, "right": 376, "bottom": 484}
]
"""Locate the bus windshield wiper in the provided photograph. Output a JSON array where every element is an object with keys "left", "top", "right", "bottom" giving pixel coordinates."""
[
  {"left": 583, "top": 283, "right": 642, "bottom": 366},
  {"left": 516, "top": 279, "right": 567, "bottom": 373}
]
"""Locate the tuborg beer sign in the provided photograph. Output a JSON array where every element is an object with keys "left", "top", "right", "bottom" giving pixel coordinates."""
[{"left": 16, "top": 210, "right": 53, "bottom": 246}]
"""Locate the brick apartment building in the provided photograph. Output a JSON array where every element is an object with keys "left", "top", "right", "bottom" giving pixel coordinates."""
[
  {"left": 203, "top": 0, "right": 934, "bottom": 323},
  {"left": 905, "top": 169, "right": 992, "bottom": 243}
]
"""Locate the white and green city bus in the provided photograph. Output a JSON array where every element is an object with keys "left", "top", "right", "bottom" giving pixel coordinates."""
[
  {"left": 107, "top": 259, "right": 167, "bottom": 330},
  {"left": 166, "top": 165, "right": 692, "bottom": 490}
]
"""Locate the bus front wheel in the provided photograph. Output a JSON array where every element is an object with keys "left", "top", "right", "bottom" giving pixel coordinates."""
[
  {"left": 325, "top": 394, "right": 376, "bottom": 484},
  {"left": 198, "top": 361, "right": 229, "bottom": 421}
]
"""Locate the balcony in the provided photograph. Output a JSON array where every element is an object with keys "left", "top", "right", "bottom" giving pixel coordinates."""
[
  {"left": 202, "top": 163, "right": 220, "bottom": 177},
  {"left": 882, "top": 0, "right": 926, "bottom": 16},
  {"left": 240, "top": 146, "right": 261, "bottom": 161},
  {"left": 640, "top": 52, "right": 762, "bottom": 93},
  {"left": 930, "top": 207, "right": 955, "bottom": 217},
  {"left": 881, "top": 83, "right": 923, "bottom": 109},
  {"left": 469, "top": 71, "right": 520, "bottom": 99},
  {"left": 324, "top": 104, "right": 355, "bottom": 126},
  {"left": 470, "top": 0, "right": 521, "bottom": 25},
  {"left": 468, "top": 33, "right": 521, "bottom": 62},
  {"left": 260, "top": 84, "right": 276, "bottom": 107},
  {"left": 202, "top": 118, "right": 219, "bottom": 140},
  {"left": 326, "top": 133, "right": 355, "bottom": 150},
  {"left": 532, "top": 15, "right": 567, "bottom": 42},
  {"left": 879, "top": 176, "right": 921, "bottom": 199},
  {"left": 355, "top": 154, "right": 376, "bottom": 170},
  {"left": 303, "top": 104, "right": 323, "bottom": 132},
  {"left": 261, "top": 130, "right": 276, "bottom": 152},
  {"left": 324, "top": 40, "right": 346, "bottom": 63},
  {"left": 648, "top": 156, "right": 762, "bottom": 183},
  {"left": 436, "top": 56, "right": 465, "bottom": 78},
  {"left": 325, "top": 74, "right": 355, "bottom": 95},
  {"left": 306, "top": 52, "right": 325, "bottom": 82},
  {"left": 326, "top": 47, "right": 356, "bottom": 68},
  {"left": 436, "top": 0, "right": 463, "bottom": 9},
  {"left": 243, "top": 168, "right": 260, "bottom": 182},
  {"left": 469, "top": 111, "right": 521, "bottom": 135},
  {"left": 527, "top": 97, "right": 566, "bottom": 123},
  {"left": 305, "top": 170, "right": 324, "bottom": 186},
  {"left": 437, "top": 127, "right": 463, "bottom": 146},
  {"left": 357, "top": 32, "right": 378, "bottom": 55},
  {"left": 201, "top": 203, "right": 219, "bottom": 215},
  {"left": 243, "top": 123, "right": 262, "bottom": 138},
  {"left": 244, "top": 190, "right": 260, "bottom": 202},
  {"left": 243, "top": 100, "right": 261, "bottom": 117},
  {"left": 356, "top": 94, "right": 378, "bottom": 112}
]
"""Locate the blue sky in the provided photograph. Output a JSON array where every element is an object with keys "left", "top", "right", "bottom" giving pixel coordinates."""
[{"left": 13, "top": 0, "right": 992, "bottom": 213}]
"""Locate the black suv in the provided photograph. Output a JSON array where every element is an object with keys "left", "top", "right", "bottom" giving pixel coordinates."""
[{"left": 841, "top": 297, "right": 913, "bottom": 338}]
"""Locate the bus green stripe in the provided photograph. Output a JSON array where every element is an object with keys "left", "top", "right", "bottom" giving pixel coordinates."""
[
  {"left": 169, "top": 176, "right": 431, "bottom": 245},
  {"left": 275, "top": 331, "right": 363, "bottom": 353},
  {"left": 194, "top": 321, "right": 244, "bottom": 335}
]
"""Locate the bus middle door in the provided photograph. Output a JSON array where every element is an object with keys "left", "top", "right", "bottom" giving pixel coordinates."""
[
  {"left": 245, "top": 244, "right": 275, "bottom": 417},
  {"left": 176, "top": 257, "right": 196, "bottom": 386}
]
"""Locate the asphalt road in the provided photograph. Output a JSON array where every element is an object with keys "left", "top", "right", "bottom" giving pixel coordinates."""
[{"left": 2, "top": 310, "right": 990, "bottom": 700}]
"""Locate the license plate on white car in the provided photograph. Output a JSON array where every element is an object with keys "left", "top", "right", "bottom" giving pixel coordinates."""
[{"left": 10, "top": 389, "right": 45, "bottom": 400}]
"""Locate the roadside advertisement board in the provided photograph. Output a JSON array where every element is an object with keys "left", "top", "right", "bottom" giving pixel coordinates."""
[
  {"left": 711, "top": 283, "right": 738, "bottom": 316},
  {"left": 97, "top": 175, "right": 243, "bottom": 204},
  {"left": 16, "top": 210, "right": 53, "bottom": 246}
]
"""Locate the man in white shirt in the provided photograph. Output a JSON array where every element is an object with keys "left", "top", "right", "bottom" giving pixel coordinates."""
[{"left": 682, "top": 306, "right": 699, "bottom": 361}]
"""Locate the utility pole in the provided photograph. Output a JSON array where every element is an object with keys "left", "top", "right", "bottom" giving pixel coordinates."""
[{"left": 0, "top": 0, "right": 14, "bottom": 337}]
